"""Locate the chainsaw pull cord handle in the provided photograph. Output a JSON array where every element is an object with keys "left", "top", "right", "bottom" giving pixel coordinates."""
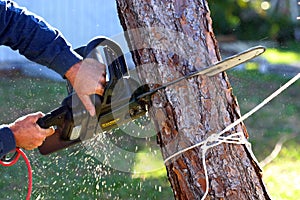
[{"left": 0, "top": 148, "right": 32, "bottom": 200}]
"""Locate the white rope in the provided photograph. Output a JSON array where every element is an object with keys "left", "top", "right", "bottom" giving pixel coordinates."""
[{"left": 164, "top": 73, "right": 300, "bottom": 200}]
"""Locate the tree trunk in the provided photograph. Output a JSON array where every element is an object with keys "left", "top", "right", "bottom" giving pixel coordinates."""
[{"left": 116, "top": 0, "right": 271, "bottom": 199}]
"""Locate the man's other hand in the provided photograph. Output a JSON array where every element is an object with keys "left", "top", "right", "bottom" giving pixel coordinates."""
[{"left": 65, "top": 58, "right": 106, "bottom": 116}]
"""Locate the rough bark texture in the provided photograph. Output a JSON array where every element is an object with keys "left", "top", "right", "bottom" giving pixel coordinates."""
[{"left": 116, "top": 0, "right": 271, "bottom": 199}]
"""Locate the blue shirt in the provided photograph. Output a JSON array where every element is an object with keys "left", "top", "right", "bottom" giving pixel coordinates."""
[{"left": 0, "top": 0, "right": 83, "bottom": 157}]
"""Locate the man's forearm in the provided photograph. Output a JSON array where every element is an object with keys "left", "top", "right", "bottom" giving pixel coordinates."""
[{"left": 0, "top": 0, "right": 82, "bottom": 77}]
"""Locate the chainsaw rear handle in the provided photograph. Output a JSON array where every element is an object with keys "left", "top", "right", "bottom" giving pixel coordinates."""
[
  {"left": 37, "top": 104, "right": 77, "bottom": 155},
  {"left": 36, "top": 92, "right": 80, "bottom": 130},
  {"left": 37, "top": 106, "right": 67, "bottom": 129},
  {"left": 38, "top": 94, "right": 102, "bottom": 155},
  {"left": 36, "top": 116, "right": 52, "bottom": 129}
]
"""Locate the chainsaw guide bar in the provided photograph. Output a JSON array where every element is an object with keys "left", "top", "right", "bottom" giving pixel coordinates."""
[{"left": 136, "top": 45, "right": 266, "bottom": 100}]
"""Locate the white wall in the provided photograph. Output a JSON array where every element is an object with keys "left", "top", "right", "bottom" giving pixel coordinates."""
[{"left": 0, "top": 0, "right": 123, "bottom": 62}]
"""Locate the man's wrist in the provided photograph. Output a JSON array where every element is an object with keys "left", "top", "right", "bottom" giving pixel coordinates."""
[
  {"left": 64, "top": 61, "right": 82, "bottom": 86},
  {"left": 50, "top": 47, "right": 83, "bottom": 77},
  {"left": 0, "top": 127, "right": 16, "bottom": 157}
]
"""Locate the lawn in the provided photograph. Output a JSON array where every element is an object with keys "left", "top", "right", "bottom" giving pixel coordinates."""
[
  {"left": 262, "top": 42, "right": 300, "bottom": 64},
  {"left": 0, "top": 76, "right": 174, "bottom": 200},
  {"left": 228, "top": 69, "right": 300, "bottom": 199},
  {"left": 0, "top": 58, "right": 299, "bottom": 199}
]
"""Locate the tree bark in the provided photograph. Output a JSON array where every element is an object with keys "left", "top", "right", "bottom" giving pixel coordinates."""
[{"left": 116, "top": 0, "right": 271, "bottom": 199}]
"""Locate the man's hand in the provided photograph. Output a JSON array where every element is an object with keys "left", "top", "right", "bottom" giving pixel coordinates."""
[
  {"left": 65, "top": 58, "right": 106, "bottom": 116},
  {"left": 9, "top": 112, "right": 55, "bottom": 150}
]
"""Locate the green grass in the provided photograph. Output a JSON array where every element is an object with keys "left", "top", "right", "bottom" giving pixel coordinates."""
[
  {"left": 132, "top": 149, "right": 166, "bottom": 178},
  {"left": 262, "top": 41, "right": 300, "bottom": 64},
  {"left": 0, "top": 76, "right": 174, "bottom": 200},
  {"left": 263, "top": 49, "right": 300, "bottom": 64},
  {"left": 263, "top": 141, "right": 300, "bottom": 199},
  {"left": 0, "top": 76, "right": 67, "bottom": 123},
  {"left": 0, "top": 62, "right": 300, "bottom": 199},
  {"left": 228, "top": 69, "right": 300, "bottom": 200}
]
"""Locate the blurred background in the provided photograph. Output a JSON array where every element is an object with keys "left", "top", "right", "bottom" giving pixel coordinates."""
[{"left": 0, "top": 0, "right": 299, "bottom": 199}]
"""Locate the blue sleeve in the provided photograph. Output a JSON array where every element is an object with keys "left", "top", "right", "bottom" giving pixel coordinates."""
[
  {"left": 0, "top": 127, "right": 16, "bottom": 159},
  {"left": 0, "top": 0, "right": 82, "bottom": 77}
]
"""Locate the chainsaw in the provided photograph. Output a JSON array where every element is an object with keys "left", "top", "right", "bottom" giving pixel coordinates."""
[{"left": 37, "top": 36, "right": 265, "bottom": 155}]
